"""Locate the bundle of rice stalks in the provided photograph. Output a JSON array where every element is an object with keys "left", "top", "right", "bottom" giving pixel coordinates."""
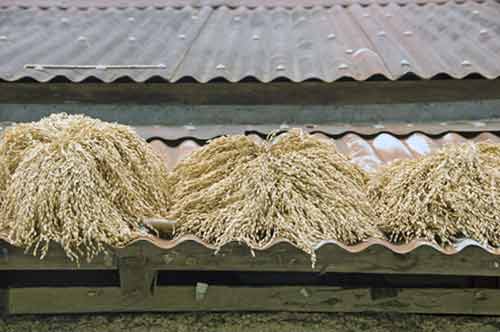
[
  {"left": 0, "top": 113, "right": 171, "bottom": 262},
  {"left": 369, "top": 142, "right": 500, "bottom": 246},
  {"left": 168, "top": 129, "right": 380, "bottom": 264},
  {"left": 0, "top": 113, "right": 81, "bottom": 178}
]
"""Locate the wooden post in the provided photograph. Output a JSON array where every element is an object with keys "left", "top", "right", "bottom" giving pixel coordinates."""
[{"left": 117, "top": 242, "right": 157, "bottom": 303}]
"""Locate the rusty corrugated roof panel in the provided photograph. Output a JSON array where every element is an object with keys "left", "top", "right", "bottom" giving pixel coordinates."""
[
  {"left": 174, "top": 2, "right": 500, "bottom": 82},
  {"left": 130, "top": 236, "right": 500, "bottom": 257},
  {"left": 135, "top": 119, "right": 500, "bottom": 139},
  {"left": 0, "top": 1, "right": 499, "bottom": 82},
  {"left": 140, "top": 124, "right": 500, "bottom": 172}
]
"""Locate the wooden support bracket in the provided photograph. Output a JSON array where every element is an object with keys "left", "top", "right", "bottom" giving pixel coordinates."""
[{"left": 118, "top": 245, "right": 157, "bottom": 302}]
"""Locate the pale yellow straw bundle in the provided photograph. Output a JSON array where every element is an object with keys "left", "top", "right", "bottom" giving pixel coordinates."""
[
  {"left": 369, "top": 142, "right": 500, "bottom": 246},
  {"left": 168, "top": 129, "right": 380, "bottom": 264},
  {"left": 0, "top": 113, "right": 171, "bottom": 262}
]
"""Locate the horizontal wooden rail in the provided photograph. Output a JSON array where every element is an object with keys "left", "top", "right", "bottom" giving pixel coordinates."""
[
  {"left": 4, "top": 286, "right": 500, "bottom": 315},
  {"left": 2, "top": 81, "right": 500, "bottom": 105},
  {"left": 0, "top": 243, "right": 116, "bottom": 270}
]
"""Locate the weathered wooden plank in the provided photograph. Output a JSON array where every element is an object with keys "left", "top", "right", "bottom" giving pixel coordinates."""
[
  {"left": 142, "top": 241, "right": 500, "bottom": 276},
  {"left": 0, "top": 242, "right": 116, "bottom": 270},
  {"left": 8, "top": 286, "right": 500, "bottom": 315},
  {"left": 3, "top": 101, "right": 500, "bottom": 126},
  {"left": 1, "top": 81, "right": 500, "bottom": 105},
  {"left": 318, "top": 244, "right": 500, "bottom": 276}
]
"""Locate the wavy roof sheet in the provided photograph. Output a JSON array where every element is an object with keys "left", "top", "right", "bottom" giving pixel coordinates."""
[
  {"left": 0, "top": 1, "right": 499, "bottom": 82},
  {"left": 137, "top": 123, "right": 500, "bottom": 171},
  {"left": 2, "top": 0, "right": 495, "bottom": 9}
]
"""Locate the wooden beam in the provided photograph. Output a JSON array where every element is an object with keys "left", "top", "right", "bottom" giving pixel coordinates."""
[
  {"left": 0, "top": 242, "right": 116, "bottom": 270},
  {"left": 1, "top": 80, "right": 500, "bottom": 105},
  {"left": 7, "top": 286, "right": 500, "bottom": 315},
  {"left": 2, "top": 100, "right": 500, "bottom": 125}
]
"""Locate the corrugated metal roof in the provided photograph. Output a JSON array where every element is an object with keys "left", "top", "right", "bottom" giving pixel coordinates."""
[
  {"left": 1, "top": 0, "right": 494, "bottom": 9},
  {"left": 140, "top": 124, "right": 500, "bottom": 172},
  {"left": 0, "top": 1, "right": 499, "bottom": 82},
  {"left": 131, "top": 236, "right": 500, "bottom": 256},
  {"left": 135, "top": 119, "right": 500, "bottom": 139}
]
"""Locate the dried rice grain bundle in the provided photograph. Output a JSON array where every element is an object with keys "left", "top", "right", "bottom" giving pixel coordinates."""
[
  {"left": 268, "top": 130, "right": 368, "bottom": 188},
  {"left": 0, "top": 113, "right": 80, "bottom": 177},
  {"left": 168, "top": 135, "right": 268, "bottom": 246},
  {"left": 369, "top": 142, "right": 500, "bottom": 246},
  {"left": 167, "top": 135, "right": 264, "bottom": 200},
  {"left": 169, "top": 129, "right": 380, "bottom": 264},
  {"left": 0, "top": 113, "right": 171, "bottom": 262},
  {"left": 265, "top": 130, "right": 379, "bottom": 252}
]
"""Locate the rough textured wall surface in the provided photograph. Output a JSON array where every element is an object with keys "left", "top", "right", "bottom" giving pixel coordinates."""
[{"left": 2, "top": 313, "right": 500, "bottom": 332}]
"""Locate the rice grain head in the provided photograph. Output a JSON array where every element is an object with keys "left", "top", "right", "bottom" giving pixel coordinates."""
[
  {"left": 368, "top": 142, "right": 500, "bottom": 246},
  {"left": 169, "top": 129, "right": 380, "bottom": 265},
  {"left": 0, "top": 113, "right": 83, "bottom": 178},
  {"left": 0, "top": 113, "right": 171, "bottom": 262}
]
